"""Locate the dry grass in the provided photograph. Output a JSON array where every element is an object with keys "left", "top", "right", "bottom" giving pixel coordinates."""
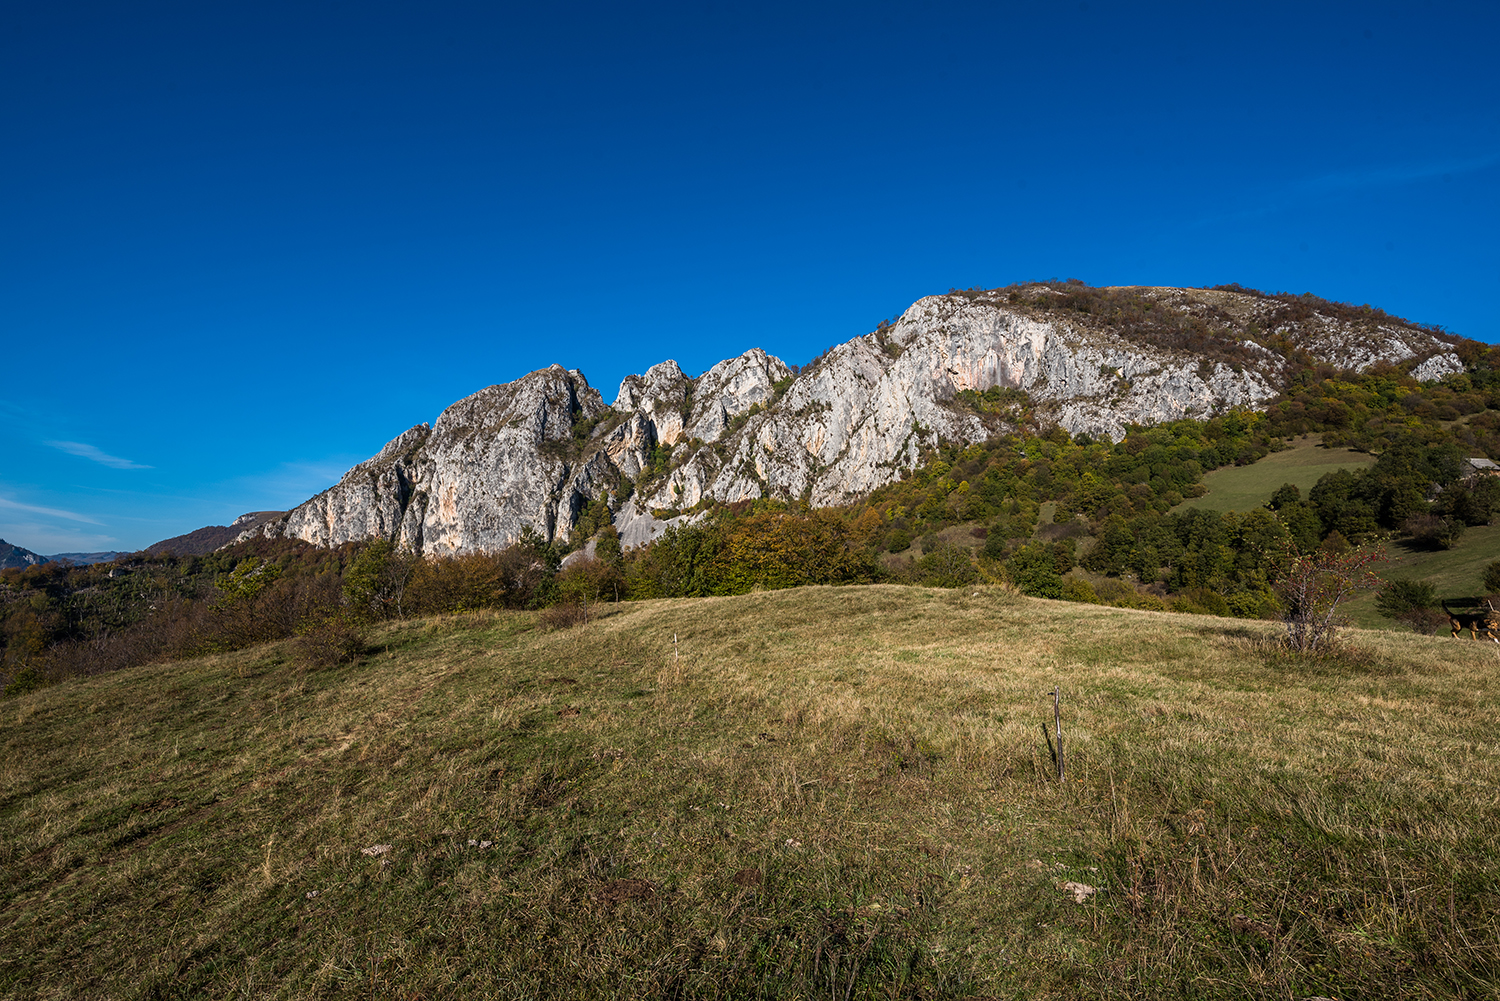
[{"left": 2, "top": 586, "right": 1498, "bottom": 999}]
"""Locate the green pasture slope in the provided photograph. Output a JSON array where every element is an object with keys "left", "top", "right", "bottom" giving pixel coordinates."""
[
  {"left": 1176, "top": 435, "right": 1375, "bottom": 515},
  {"left": 2, "top": 587, "right": 1498, "bottom": 1000},
  {"left": 1170, "top": 435, "right": 1500, "bottom": 630},
  {"left": 1343, "top": 521, "right": 1500, "bottom": 629}
]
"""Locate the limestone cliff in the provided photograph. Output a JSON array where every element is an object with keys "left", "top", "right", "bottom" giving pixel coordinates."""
[
  {"left": 245, "top": 365, "right": 635, "bottom": 554},
  {"left": 242, "top": 283, "right": 1464, "bottom": 554}
]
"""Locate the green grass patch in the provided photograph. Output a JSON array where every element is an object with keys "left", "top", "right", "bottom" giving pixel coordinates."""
[
  {"left": 1342, "top": 521, "right": 1500, "bottom": 630},
  {"left": 1177, "top": 435, "right": 1376, "bottom": 514},
  {"left": 2, "top": 589, "right": 1498, "bottom": 998}
]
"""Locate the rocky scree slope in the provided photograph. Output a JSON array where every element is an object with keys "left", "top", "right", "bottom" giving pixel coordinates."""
[{"left": 240, "top": 284, "right": 1463, "bottom": 553}]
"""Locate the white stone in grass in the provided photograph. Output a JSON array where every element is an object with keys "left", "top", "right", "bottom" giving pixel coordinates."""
[
  {"left": 361, "top": 844, "right": 392, "bottom": 856},
  {"left": 1061, "top": 880, "right": 1097, "bottom": 903}
]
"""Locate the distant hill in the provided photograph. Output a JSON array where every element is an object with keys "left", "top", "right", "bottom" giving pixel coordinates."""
[
  {"left": 46, "top": 551, "right": 124, "bottom": 566},
  {"left": 142, "top": 511, "right": 284, "bottom": 556},
  {"left": 0, "top": 539, "right": 50, "bottom": 569}
]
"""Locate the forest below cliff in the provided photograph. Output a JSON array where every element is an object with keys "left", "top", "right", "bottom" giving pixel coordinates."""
[{"left": 6, "top": 334, "right": 1500, "bottom": 697}]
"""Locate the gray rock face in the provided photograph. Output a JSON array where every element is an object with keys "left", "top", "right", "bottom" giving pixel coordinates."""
[
  {"left": 684, "top": 348, "right": 792, "bottom": 442},
  {"left": 244, "top": 286, "right": 1464, "bottom": 555},
  {"left": 613, "top": 360, "right": 691, "bottom": 446},
  {"left": 1410, "top": 352, "right": 1466, "bottom": 382},
  {"left": 243, "top": 365, "right": 647, "bottom": 555}
]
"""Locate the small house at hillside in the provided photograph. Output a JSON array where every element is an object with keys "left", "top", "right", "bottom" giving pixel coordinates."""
[{"left": 1466, "top": 457, "right": 1500, "bottom": 476}]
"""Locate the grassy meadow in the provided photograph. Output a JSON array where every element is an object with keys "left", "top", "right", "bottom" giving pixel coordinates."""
[
  {"left": 1176, "top": 436, "right": 1376, "bottom": 515},
  {"left": 2, "top": 586, "right": 1499, "bottom": 999},
  {"left": 1343, "top": 522, "right": 1500, "bottom": 629}
]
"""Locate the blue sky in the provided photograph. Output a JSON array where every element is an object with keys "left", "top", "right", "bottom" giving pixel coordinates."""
[{"left": 3, "top": 0, "right": 1497, "bottom": 554}]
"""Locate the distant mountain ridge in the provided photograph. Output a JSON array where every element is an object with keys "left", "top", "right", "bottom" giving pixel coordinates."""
[
  {"left": 238, "top": 282, "right": 1466, "bottom": 555},
  {"left": 0, "top": 540, "right": 52, "bottom": 570},
  {"left": 0, "top": 540, "right": 126, "bottom": 569},
  {"left": 47, "top": 551, "right": 123, "bottom": 566},
  {"left": 143, "top": 511, "right": 283, "bottom": 557},
  {"left": 3, "top": 514, "right": 287, "bottom": 568}
]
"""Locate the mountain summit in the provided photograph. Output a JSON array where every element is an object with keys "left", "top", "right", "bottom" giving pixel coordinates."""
[{"left": 241, "top": 283, "right": 1462, "bottom": 554}]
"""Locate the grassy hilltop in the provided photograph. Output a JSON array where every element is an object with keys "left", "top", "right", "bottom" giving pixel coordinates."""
[{"left": 2, "top": 586, "right": 1497, "bottom": 999}]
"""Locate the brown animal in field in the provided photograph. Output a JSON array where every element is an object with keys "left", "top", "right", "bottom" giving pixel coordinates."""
[{"left": 1442, "top": 600, "right": 1500, "bottom": 641}]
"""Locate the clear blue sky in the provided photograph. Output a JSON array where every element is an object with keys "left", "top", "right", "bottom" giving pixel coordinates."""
[{"left": 3, "top": 0, "right": 1497, "bottom": 554}]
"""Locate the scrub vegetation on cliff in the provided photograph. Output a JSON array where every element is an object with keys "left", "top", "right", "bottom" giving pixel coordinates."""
[{"left": 958, "top": 280, "right": 1460, "bottom": 380}]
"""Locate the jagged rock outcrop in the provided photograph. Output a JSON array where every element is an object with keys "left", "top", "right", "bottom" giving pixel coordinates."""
[
  {"left": 244, "top": 365, "right": 646, "bottom": 555},
  {"left": 242, "top": 284, "right": 1465, "bottom": 554},
  {"left": 613, "top": 360, "right": 691, "bottom": 446},
  {"left": 683, "top": 348, "right": 792, "bottom": 442}
]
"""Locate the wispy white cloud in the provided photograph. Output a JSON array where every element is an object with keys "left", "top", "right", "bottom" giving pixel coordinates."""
[
  {"left": 45, "top": 440, "right": 152, "bottom": 470},
  {"left": 0, "top": 496, "right": 104, "bottom": 525},
  {"left": 1294, "top": 150, "right": 1500, "bottom": 197},
  {"left": 1179, "top": 149, "right": 1500, "bottom": 235}
]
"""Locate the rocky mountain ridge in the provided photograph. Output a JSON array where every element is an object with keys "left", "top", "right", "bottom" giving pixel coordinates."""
[
  {"left": 141, "top": 511, "right": 284, "bottom": 557},
  {"left": 240, "top": 283, "right": 1465, "bottom": 554},
  {"left": 0, "top": 540, "right": 51, "bottom": 570},
  {"left": 0, "top": 540, "right": 125, "bottom": 569}
]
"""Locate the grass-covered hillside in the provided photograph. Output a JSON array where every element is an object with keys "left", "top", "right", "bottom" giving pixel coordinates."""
[
  {"left": 1160, "top": 435, "right": 1500, "bottom": 626},
  {"left": 1175, "top": 435, "right": 1376, "bottom": 515},
  {"left": 2, "top": 587, "right": 1497, "bottom": 999},
  {"left": 1341, "top": 521, "right": 1500, "bottom": 629}
]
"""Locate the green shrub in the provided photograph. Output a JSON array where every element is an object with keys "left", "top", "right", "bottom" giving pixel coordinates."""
[
  {"left": 557, "top": 555, "right": 624, "bottom": 604},
  {"left": 981, "top": 528, "right": 1011, "bottom": 561},
  {"left": 1061, "top": 577, "right": 1099, "bottom": 603},
  {"left": 1375, "top": 578, "right": 1438, "bottom": 619},
  {"left": 295, "top": 616, "right": 364, "bottom": 670},
  {"left": 1226, "top": 588, "right": 1279, "bottom": 619},
  {"left": 342, "top": 539, "right": 418, "bottom": 621},
  {"left": 914, "top": 543, "right": 978, "bottom": 588},
  {"left": 2, "top": 664, "right": 46, "bottom": 698},
  {"left": 1398, "top": 607, "right": 1448, "bottom": 635},
  {"left": 1005, "top": 543, "right": 1064, "bottom": 599},
  {"left": 1092, "top": 578, "right": 1169, "bottom": 611},
  {"left": 1484, "top": 560, "right": 1500, "bottom": 595},
  {"left": 1173, "top": 588, "right": 1231, "bottom": 616},
  {"left": 1402, "top": 514, "right": 1465, "bottom": 549}
]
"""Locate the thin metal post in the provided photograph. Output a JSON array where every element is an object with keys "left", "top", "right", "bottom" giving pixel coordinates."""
[{"left": 1053, "top": 687, "right": 1064, "bottom": 782}]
